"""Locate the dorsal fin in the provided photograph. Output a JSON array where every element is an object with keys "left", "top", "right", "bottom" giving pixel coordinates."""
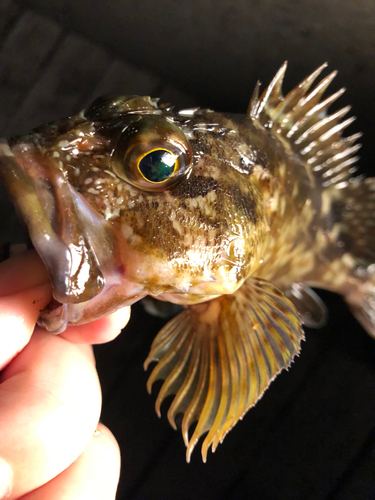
[{"left": 248, "top": 63, "right": 361, "bottom": 187}]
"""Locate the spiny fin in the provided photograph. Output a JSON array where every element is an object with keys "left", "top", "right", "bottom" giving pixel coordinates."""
[
  {"left": 330, "top": 177, "right": 375, "bottom": 265},
  {"left": 323, "top": 177, "right": 375, "bottom": 340},
  {"left": 285, "top": 283, "right": 328, "bottom": 329},
  {"left": 248, "top": 63, "right": 361, "bottom": 188},
  {"left": 144, "top": 277, "right": 304, "bottom": 462}
]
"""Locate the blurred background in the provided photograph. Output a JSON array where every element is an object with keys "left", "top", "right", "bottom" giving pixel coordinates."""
[{"left": 1, "top": 0, "right": 375, "bottom": 498}]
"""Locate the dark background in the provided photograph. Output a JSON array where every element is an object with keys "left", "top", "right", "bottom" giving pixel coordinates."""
[{"left": 1, "top": 1, "right": 375, "bottom": 498}]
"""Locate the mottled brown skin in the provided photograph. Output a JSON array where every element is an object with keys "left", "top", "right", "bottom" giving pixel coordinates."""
[
  {"left": 0, "top": 94, "right": 364, "bottom": 330},
  {"left": 253, "top": 125, "right": 367, "bottom": 297}
]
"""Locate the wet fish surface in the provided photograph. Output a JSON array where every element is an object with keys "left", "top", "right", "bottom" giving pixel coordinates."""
[{"left": 1, "top": 63, "right": 374, "bottom": 461}]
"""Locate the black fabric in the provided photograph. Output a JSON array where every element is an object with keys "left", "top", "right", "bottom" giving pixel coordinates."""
[{"left": 21, "top": 0, "right": 375, "bottom": 176}]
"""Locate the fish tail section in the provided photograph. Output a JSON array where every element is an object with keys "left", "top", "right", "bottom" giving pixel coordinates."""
[
  {"left": 331, "top": 177, "right": 375, "bottom": 266},
  {"left": 346, "top": 286, "right": 375, "bottom": 340},
  {"left": 144, "top": 277, "right": 304, "bottom": 462},
  {"left": 331, "top": 177, "right": 375, "bottom": 339}
]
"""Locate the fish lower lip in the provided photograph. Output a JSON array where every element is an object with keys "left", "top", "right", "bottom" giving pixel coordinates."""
[{"left": 0, "top": 139, "right": 106, "bottom": 302}]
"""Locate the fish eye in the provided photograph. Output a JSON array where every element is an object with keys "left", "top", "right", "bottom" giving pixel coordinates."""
[
  {"left": 111, "top": 115, "right": 192, "bottom": 191},
  {"left": 137, "top": 148, "right": 177, "bottom": 183}
]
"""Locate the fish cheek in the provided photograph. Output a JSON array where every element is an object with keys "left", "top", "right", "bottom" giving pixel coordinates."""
[{"left": 114, "top": 174, "right": 266, "bottom": 295}]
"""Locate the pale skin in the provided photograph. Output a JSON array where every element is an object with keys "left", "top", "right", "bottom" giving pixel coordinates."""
[{"left": 0, "top": 251, "right": 131, "bottom": 499}]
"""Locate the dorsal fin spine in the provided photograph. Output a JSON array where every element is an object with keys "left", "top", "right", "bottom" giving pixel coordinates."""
[
  {"left": 286, "top": 87, "right": 346, "bottom": 140},
  {"left": 270, "top": 63, "right": 328, "bottom": 123},
  {"left": 256, "top": 62, "right": 287, "bottom": 119},
  {"left": 296, "top": 106, "right": 352, "bottom": 147},
  {"left": 248, "top": 81, "right": 261, "bottom": 118},
  {"left": 249, "top": 63, "right": 361, "bottom": 188}
]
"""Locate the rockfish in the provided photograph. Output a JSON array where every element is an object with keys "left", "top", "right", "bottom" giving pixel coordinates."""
[{"left": 0, "top": 63, "right": 373, "bottom": 462}]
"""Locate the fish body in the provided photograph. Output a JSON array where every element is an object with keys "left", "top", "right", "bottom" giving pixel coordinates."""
[{"left": 1, "top": 64, "right": 374, "bottom": 461}]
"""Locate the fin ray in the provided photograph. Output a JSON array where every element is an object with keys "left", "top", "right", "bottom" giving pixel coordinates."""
[
  {"left": 270, "top": 63, "right": 328, "bottom": 123},
  {"left": 249, "top": 63, "right": 361, "bottom": 188},
  {"left": 167, "top": 339, "right": 201, "bottom": 429},
  {"left": 285, "top": 283, "right": 328, "bottom": 329},
  {"left": 145, "top": 278, "right": 304, "bottom": 462}
]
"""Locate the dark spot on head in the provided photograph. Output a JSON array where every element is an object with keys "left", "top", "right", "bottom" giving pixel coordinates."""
[{"left": 171, "top": 175, "right": 218, "bottom": 199}]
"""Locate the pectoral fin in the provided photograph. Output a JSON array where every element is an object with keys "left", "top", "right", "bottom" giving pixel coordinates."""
[
  {"left": 144, "top": 277, "right": 304, "bottom": 462},
  {"left": 285, "top": 283, "right": 327, "bottom": 328}
]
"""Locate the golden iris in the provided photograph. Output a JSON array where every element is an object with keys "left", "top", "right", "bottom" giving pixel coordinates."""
[{"left": 137, "top": 148, "right": 177, "bottom": 183}]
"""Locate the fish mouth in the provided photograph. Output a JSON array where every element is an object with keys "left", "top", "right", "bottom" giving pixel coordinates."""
[{"left": 0, "top": 138, "right": 144, "bottom": 332}]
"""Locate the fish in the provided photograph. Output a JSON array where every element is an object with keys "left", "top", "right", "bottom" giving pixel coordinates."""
[{"left": 0, "top": 62, "right": 374, "bottom": 462}]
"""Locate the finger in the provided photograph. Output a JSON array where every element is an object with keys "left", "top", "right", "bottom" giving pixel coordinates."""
[
  {"left": 0, "top": 329, "right": 101, "bottom": 499},
  {"left": 20, "top": 424, "right": 121, "bottom": 500},
  {"left": 0, "top": 283, "right": 51, "bottom": 370},
  {"left": 0, "top": 251, "right": 52, "bottom": 369},
  {"left": 0, "top": 250, "right": 50, "bottom": 297},
  {"left": 60, "top": 306, "right": 131, "bottom": 344},
  {"left": 0, "top": 250, "right": 130, "bottom": 346}
]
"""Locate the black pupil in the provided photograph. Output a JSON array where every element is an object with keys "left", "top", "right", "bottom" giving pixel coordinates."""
[{"left": 138, "top": 149, "right": 176, "bottom": 182}]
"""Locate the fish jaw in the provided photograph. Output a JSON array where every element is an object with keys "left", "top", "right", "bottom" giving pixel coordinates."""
[{"left": 0, "top": 138, "right": 147, "bottom": 331}]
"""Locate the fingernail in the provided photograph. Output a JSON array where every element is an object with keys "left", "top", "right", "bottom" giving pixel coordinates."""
[
  {"left": 0, "top": 458, "right": 12, "bottom": 499},
  {"left": 112, "top": 306, "right": 131, "bottom": 332}
]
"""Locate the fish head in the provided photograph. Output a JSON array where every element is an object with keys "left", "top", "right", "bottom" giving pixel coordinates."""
[{"left": 0, "top": 96, "right": 269, "bottom": 330}]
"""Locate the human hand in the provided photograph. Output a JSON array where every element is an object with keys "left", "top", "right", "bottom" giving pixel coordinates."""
[{"left": 0, "top": 251, "right": 130, "bottom": 499}]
